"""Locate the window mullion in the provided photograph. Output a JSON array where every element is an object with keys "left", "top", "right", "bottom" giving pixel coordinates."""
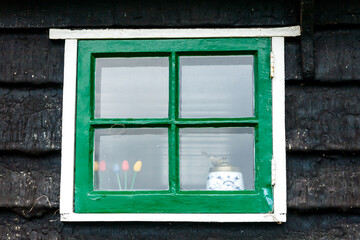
[
  {"left": 168, "top": 52, "right": 179, "bottom": 193},
  {"left": 169, "top": 124, "right": 179, "bottom": 193}
]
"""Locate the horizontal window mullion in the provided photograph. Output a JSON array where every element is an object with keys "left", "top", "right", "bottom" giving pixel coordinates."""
[
  {"left": 90, "top": 119, "right": 172, "bottom": 127},
  {"left": 174, "top": 118, "right": 258, "bottom": 127}
]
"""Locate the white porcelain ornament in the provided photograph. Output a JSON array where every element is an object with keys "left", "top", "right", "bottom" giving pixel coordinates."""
[{"left": 202, "top": 151, "right": 244, "bottom": 191}]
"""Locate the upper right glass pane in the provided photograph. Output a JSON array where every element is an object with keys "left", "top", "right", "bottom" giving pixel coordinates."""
[{"left": 179, "top": 55, "right": 254, "bottom": 118}]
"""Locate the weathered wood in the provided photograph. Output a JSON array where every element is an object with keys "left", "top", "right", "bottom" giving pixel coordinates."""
[
  {"left": 1, "top": 84, "right": 360, "bottom": 153},
  {"left": 316, "top": 0, "right": 360, "bottom": 26},
  {"left": 286, "top": 84, "right": 360, "bottom": 151},
  {"left": 300, "top": 0, "right": 315, "bottom": 80},
  {"left": 0, "top": 152, "right": 357, "bottom": 218},
  {"left": 0, "top": 0, "right": 299, "bottom": 28},
  {"left": 0, "top": 153, "right": 60, "bottom": 218},
  {"left": 1, "top": 29, "right": 358, "bottom": 84},
  {"left": 285, "top": 39, "right": 303, "bottom": 80},
  {"left": 0, "top": 88, "right": 62, "bottom": 153},
  {"left": 0, "top": 32, "right": 64, "bottom": 84},
  {"left": 315, "top": 30, "right": 360, "bottom": 81},
  {"left": 0, "top": 211, "right": 360, "bottom": 239},
  {"left": 286, "top": 30, "right": 360, "bottom": 81},
  {"left": 287, "top": 152, "right": 360, "bottom": 210}
]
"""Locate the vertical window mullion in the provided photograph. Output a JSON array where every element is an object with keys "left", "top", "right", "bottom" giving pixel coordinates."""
[
  {"left": 168, "top": 52, "right": 179, "bottom": 193},
  {"left": 169, "top": 124, "right": 179, "bottom": 192}
]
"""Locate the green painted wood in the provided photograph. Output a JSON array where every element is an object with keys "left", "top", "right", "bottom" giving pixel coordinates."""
[{"left": 75, "top": 38, "right": 272, "bottom": 213}]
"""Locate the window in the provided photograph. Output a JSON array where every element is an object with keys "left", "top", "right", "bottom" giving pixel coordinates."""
[{"left": 52, "top": 27, "right": 300, "bottom": 222}]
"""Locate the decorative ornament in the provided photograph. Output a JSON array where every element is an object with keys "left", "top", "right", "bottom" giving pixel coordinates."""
[
  {"left": 93, "top": 161, "right": 99, "bottom": 171},
  {"left": 113, "top": 163, "right": 121, "bottom": 190},
  {"left": 99, "top": 160, "right": 106, "bottom": 172},
  {"left": 122, "top": 160, "right": 129, "bottom": 190},
  {"left": 131, "top": 161, "right": 142, "bottom": 190}
]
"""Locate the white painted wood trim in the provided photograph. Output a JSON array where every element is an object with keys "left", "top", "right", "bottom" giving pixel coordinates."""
[
  {"left": 61, "top": 213, "right": 286, "bottom": 223},
  {"left": 271, "top": 37, "right": 287, "bottom": 219},
  {"left": 59, "top": 36, "right": 288, "bottom": 223},
  {"left": 50, "top": 26, "right": 300, "bottom": 39},
  {"left": 60, "top": 39, "right": 78, "bottom": 215}
]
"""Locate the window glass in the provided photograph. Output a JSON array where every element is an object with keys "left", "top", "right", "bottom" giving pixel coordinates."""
[
  {"left": 179, "top": 56, "right": 254, "bottom": 118},
  {"left": 179, "top": 127, "right": 255, "bottom": 190},
  {"left": 95, "top": 57, "right": 169, "bottom": 118},
  {"left": 93, "top": 128, "right": 169, "bottom": 191}
]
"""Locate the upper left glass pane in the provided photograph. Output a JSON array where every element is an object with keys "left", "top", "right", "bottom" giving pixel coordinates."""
[{"left": 95, "top": 57, "right": 169, "bottom": 118}]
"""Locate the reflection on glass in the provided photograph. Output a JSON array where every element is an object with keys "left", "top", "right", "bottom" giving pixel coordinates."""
[
  {"left": 93, "top": 128, "right": 168, "bottom": 191},
  {"left": 95, "top": 57, "right": 169, "bottom": 118},
  {"left": 179, "top": 56, "right": 254, "bottom": 118},
  {"left": 179, "top": 128, "right": 255, "bottom": 190}
]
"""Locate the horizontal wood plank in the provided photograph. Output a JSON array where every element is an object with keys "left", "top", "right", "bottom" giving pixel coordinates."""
[
  {"left": 1, "top": 30, "right": 359, "bottom": 84},
  {"left": 315, "top": 30, "right": 360, "bottom": 81},
  {"left": 286, "top": 84, "right": 360, "bottom": 151},
  {"left": 0, "top": 152, "right": 358, "bottom": 217},
  {"left": 0, "top": 32, "right": 63, "bottom": 84},
  {"left": 0, "top": 153, "right": 60, "bottom": 218},
  {"left": 287, "top": 152, "right": 360, "bottom": 209},
  {"left": 1, "top": 83, "right": 360, "bottom": 152},
  {"left": 0, "top": 211, "right": 359, "bottom": 238},
  {"left": 0, "top": 0, "right": 299, "bottom": 28},
  {"left": 0, "top": 88, "right": 62, "bottom": 153},
  {"left": 316, "top": 0, "right": 360, "bottom": 26}
]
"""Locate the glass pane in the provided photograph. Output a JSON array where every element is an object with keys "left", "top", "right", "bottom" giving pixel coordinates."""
[
  {"left": 95, "top": 57, "right": 169, "bottom": 118},
  {"left": 180, "top": 127, "right": 254, "bottom": 190},
  {"left": 93, "top": 128, "right": 168, "bottom": 191},
  {"left": 179, "top": 56, "right": 254, "bottom": 118}
]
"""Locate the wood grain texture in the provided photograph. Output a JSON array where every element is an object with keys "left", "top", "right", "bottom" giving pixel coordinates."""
[
  {"left": 0, "top": 211, "right": 360, "bottom": 239},
  {"left": 300, "top": 0, "right": 315, "bottom": 80},
  {"left": 0, "top": 152, "right": 357, "bottom": 218},
  {"left": 286, "top": 84, "right": 360, "bottom": 151},
  {"left": 0, "top": 153, "right": 60, "bottom": 218},
  {"left": 0, "top": 0, "right": 299, "bottom": 28},
  {"left": 1, "top": 84, "right": 360, "bottom": 153},
  {"left": 287, "top": 152, "right": 360, "bottom": 210},
  {"left": 315, "top": 30, "right": 360, "bottom": 81},
  {"left": 1, "top": 29, "right": 358, "bottom": 84},
  {"left": 286, "top": 29, "right": 360, "bottom": 81},
  {"left": 0, "top": 88, "right": 62, "bottom": 153},
  {"left": 316, "top": 0, "right": 360, "bottom": 26},
  {"left": 285, "top": 39, "right": 303, "bottom": 80},
  {"left": 0, "top": 32, "right": 64, "bottom": 84}
]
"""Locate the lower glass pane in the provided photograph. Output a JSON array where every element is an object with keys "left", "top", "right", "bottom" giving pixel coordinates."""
[
  {"left": 180, "top": 127, "right": 255, "bottom": 191},
  {"left": 93, "top": 128, "right": 168, "bottom": 191}
]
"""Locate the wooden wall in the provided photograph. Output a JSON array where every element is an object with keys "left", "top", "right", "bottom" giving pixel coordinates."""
[{"left": 0, "top": 0, "right": 360, "bottom": 238}]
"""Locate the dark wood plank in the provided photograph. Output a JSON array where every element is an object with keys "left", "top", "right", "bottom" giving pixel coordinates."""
[
  {"left": 2, "top": 84, "right": 360, "bottom": 153},
  {"left": 0, "top": 0, "right": 299, "bottom": 28},
  {"left": 285, "top": 39, "right": 303, "bottom": 80},
  {"left": 286, "top": 30, "right": 360, "bottom": 81},
  {"left": 0, "top": 152, "right": 357, "bottom": 218},
  {"left": 315, "top": 30, "right": 360, "bottom": 81},
  {"left": 300, "top": 0, "right": 315, "bottom": 80},
  {"left": 1, "top": 29, "right": 358, "bottom": 84},
  {"left": 0, "top": 211, "right": 360, "bottom": 239},
  {"left": 0, "top": 32, "right": 64, "bottom": 84},
  {"left": 0, "top": 88, "right": 62, "bottom": 153},
  {"left": 286, "top": 84, "right": 360, "bottom": 151},
  {"left": 287, "top": 152, "right": 360, "bottom": 210},
  {"left": 316, "top": 0, "right": 360, "bottom": 26},
  {"left": 0, "top": 153, "right": 60, "bottom": 218}
]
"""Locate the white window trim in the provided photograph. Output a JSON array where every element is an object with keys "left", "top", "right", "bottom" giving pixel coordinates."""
[{"left": 52, "top": 27, "right": 300, "bottom": 222}]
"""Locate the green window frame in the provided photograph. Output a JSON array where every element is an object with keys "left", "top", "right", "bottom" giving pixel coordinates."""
[{"left": 75, "top": 38, "right": 272, "bottom": 214}]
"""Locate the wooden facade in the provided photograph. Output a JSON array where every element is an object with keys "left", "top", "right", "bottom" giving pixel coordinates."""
[{"left": 0, "top": 0, "right": 360, "bottom": 238}]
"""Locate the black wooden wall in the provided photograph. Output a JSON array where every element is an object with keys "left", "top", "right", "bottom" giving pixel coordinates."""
[{"left": 0, "top": 0, "right": 360, "bottom": 239}]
